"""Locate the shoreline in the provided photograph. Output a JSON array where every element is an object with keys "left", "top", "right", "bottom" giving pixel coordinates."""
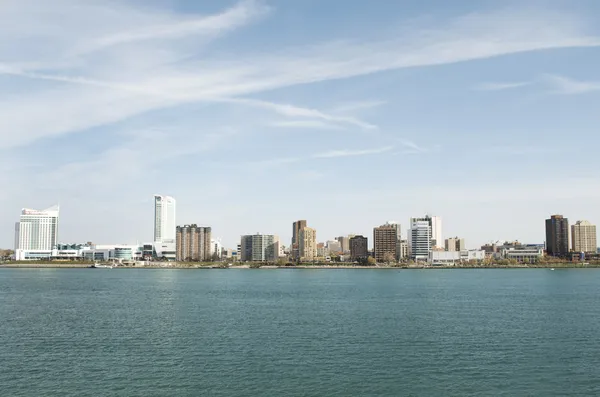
[{"left": 1, "top": 263, "right": 599, "bottom": 270}]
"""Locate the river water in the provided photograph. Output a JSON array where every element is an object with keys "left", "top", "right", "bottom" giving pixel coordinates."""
[{"left": 1, "top": 268, "right": 599, "bottom": 396}]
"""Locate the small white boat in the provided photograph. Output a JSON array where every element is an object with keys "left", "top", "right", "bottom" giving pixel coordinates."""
[
  {"left": 550, "top": 268, "right": 555, "bottom": 271},
  {"left": 93, "top": 263, "right": 113, "bottom": 269}
]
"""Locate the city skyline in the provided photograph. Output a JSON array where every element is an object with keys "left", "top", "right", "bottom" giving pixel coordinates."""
[{"left": 2, "top": 1, "right": 600, "bottom": 249}]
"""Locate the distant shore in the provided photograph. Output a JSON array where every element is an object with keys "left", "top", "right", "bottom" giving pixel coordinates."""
[{"left": 1, "top": 262, "right": 600, "bottom": 269}]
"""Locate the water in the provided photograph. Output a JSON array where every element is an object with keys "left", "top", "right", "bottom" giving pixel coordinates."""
[{"left": 1, "top": 268, "right": 600, "bottom": 396}]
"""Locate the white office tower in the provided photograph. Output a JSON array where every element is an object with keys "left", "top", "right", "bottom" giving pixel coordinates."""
[
  {"left": 15, "top": 205, "right": 60, "bottom": 260},
  {"left": 429, "top": 215, "right": 443, "bottom": 249},
  {"left": 153, "top": 195, "right": 176, "bottom": 260},
  {"left": 410, "top": 218, "right": 432, "bottom": 261},
  {"left": 211, "top": 238, "right": 223, "bottom": 259}
]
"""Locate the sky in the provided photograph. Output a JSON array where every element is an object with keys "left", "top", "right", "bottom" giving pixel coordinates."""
[{"left": 2, "top": 0, "right": 600, "bottom": 250}]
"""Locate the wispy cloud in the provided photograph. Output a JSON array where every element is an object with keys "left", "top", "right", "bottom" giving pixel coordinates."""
[
  {"left": 396, "top": 139, "right": 441, "bottom": 154},
  {"left": 474, "top": 81, "right": 531, "bottom": 91},
  {"left": 79, "top": 0, "right": 270, "bottom": 54},
  {"left": 224, "top": 98, "right": 377, "bottom": 130},
  {"left": 331, "top": 100, "right": 387, "bottom": 113},
  {"left": 541, "top": 74, "right": 600, "bottom": 95},
  {"left": 313, "top": 146, "right": 394, "bottom": 158},
  {"left": 1, "top": 4, "right": 598, "bottom": 148},
  {"left": 475, "top": 74, "right": 600, "bottom": 95},
  {"left": 267, "top": 120, "right": 345, "bottom": 130}
]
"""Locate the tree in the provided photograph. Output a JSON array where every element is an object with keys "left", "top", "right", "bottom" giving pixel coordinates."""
[
  {"left": 367, "top": 256, "right": 376, "bottom": 266},
  {"left": 383, "top": 252, "right": 395, "bottom": 264}
]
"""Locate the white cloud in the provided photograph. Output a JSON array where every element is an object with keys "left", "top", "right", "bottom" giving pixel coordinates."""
[
  {"left": 475, "top": 74, "right": 600, "bottom": 96},
  {"left": 541, "top": 74, "right": 600, "bottom": 94},
  {"left": 331, "top": 100, "right": 387, "bottom": 113},
  {"left": 313, "top": 146, "right": 394, "bottom": 158},
  {"left": 1, "top": 4, "right": 598, "bottom": 149},
  {"left": 79, "top": 0, "right": 270, "bottom": 54},
  {"left": 474, "top": 81, "right": 531, "bottom": 91},
  {"left": 267, "top": 120, "right": 345, "bottom": 130}
]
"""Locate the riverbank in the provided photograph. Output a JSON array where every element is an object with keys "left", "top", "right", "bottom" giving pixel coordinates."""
[{"left": 2, "top": 262, "right": 600, "bottom": 269}]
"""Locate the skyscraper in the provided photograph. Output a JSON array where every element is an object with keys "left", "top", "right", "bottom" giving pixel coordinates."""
[
  {"left": 299, "top": 227, "right": 317, "bottom": 260},
  {"left": 240, "top": 234, "right": 279, "bottom": 261},
  {"left": 545, "top": 215, "right": 569, "bottom": 257},
  {"left": 350, "top": 235, "right": 368, "bottom": 261},
  {"left": 336, "top": 236, "right": 350, "bottom": 254},
  {"left": 292, "top": 220, "right": 307, "bottom": 259},
  {"left": 373, "top": 223, "right": 398, "bottom": 263},
  {"left": 571, "top": 220, "right": 596, "bottom": 254},
  {"left": 429, "top": 216, "right": 443, "bottom": 249},
  {"left": 15, "top": 206, "right": 60, "bottom": 259},
  {"left": 176, "top": 225, "right": 211, "bottom": 261},
  {"left": 409, "top": 215, "right": 441, "bottom": 251},
  {"left": 410, "top": 218, "right": 432, "bottom": 261},
  {"left": 154, "top": 195, "right": 176, "bottom": 260}
]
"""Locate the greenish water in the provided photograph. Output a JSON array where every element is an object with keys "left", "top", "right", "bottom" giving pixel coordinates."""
[{"left": 1, "top": 269, "right": 599, "bottom": 396}]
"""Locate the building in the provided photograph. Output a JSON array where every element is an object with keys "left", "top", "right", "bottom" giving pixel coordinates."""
[
  {"left": 374, "top": 223, "right": 398, "bottom": 263},
  {"left": 571, "top": 220, "right": 597, "bottom": 254},
  {"left": 176, "top": 225, "right": 211, "bottom": 261},
  {"left": 82, "top": 244, "right": 143, "bottom": 262},
  {"left": 429, "top": 250, "right": 485, "bottom": 264},
  {"left": 481, "top": 240, "right": 522, "bottom": 255},
  {"left": 399, "top": 240, "right": 409, "bottom": 260},
  {"left": 326, "top": 240, "right": 342, "bottom": 255},
  {"left": 429, "top": 216, "right": 442, "bottom": 249},
  {"left": 299, "top": 227, "right": 317, "bottom": 261},
  {"left": 336, "top": 236, "right": 351, "bottom": 254},
  {"left": 291, "top": 220, "right": 307, "bottom": 259},
  {"left": 500, "top": 246, "right": 544, "bottom": 263},
  {"left": 445, "top": 237, "right": 465, "bottom": 252},
  {"left": 350, "top": 235, "right": 368, "bottom": 261},
  {"left": 545, "top": 215, "right": 569, "bottom": 257},
  {"left": 409, "top": 218, "right": 432, "bottom": 261},
  {"left": 154, "top": 195, "right": 176, "bottom": 260},
  {"left": 317, "top": 243, "right": 326, "bottom": 257},
  {"left": 14, "top": 205, "right": 60, "bottom": 260},
  {"left": 240, "top": 234, "right": 279, "bottom": 261},
  {"left": 210, "top": 238, "right": 222, "bottom": 259}
]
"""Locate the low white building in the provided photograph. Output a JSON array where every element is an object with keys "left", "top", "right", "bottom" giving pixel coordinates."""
[
  {"left": 82, "top": 244, "right": 143, "bottom": 262},
  {"left": 429, "top": 250, "right": 485, "bottom": 264},
  {"left": 500, "top": 246, "right": 544, "bottom": 263}
]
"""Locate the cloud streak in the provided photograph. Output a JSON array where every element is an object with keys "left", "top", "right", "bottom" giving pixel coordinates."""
[
  {"left": 313, "top": 146, "right": 394, "bottom": 158},
  {"left": 474, "top": 81, "right": 531, "bottom": 91},
  {"left": 1, "top": 3, "right": 599, "bottom": 148}
]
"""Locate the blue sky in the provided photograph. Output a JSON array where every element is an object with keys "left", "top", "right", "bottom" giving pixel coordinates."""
[{"left": 2, "top": 0, "right": 600, "bottom": 249}]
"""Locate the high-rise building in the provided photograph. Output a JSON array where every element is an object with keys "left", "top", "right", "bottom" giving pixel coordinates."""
[
  {"left": 399, "top": 240, "right": 409, "bottom": 259},
  {"left": 445, "top": 237, "right": 466, "bottom": 252},
  {"left": 374, "top": 223, "right": 398, "bottom": 262},
  {"left": 410, "top": 218, "right": 432, "bottom": 261},
  {"left": 154, "top": 195, "right": 176, "bottom": 260},
  {"left": 336, "top": 236, "right": 351, "bottom": 254},
  {"left": 176, "top": 225, "right": 211, "bottom": 261},
  {"left": 545, "top": 215, "right": 569, "bottom": 257},
  {"left": 292, "top": 220, "right": 307, "bottom": 259},
  {"left": 350, "top": 235, "right": 368, "bottom": 261},
  {"left": 299, "top": 227, "right": 317, "bottom": 261},
  {"left": 210, "top": 238, "right": 222, "bottom": 259},
  {"left": 428, "top": 216, "right": 442, "bottom": 249},
  {"left": 571, "top": 220, "right": 597, "bottom": 254},
  {"left": 14, "top": 206, "right": 60, "bottom": 260},
  {"left": 326, "top": 240, "right": 342, "bottom": 254},
  {"left": 241, "top": 234, "right": 279, "bottom": 261}
]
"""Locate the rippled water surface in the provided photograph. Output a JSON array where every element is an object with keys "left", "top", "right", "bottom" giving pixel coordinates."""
[{"left": 1, "top": 268, "right": 600, "bottom": 396}]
